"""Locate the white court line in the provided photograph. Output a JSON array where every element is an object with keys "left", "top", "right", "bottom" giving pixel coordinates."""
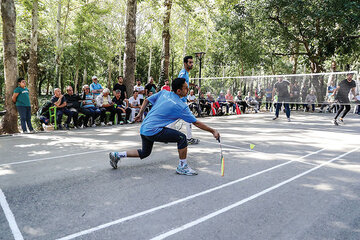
[
  {"left": 0, "top": 150, "right": 108, "bottom": 167},
  {"left": 0, "top": 189, "right": 24, "bottom": 240},
  {"left": 150, "top": 147, "right": 360, "bottom": 240},
  {"left": 56, "top": 148, "right": 325, "bottom": 240}
]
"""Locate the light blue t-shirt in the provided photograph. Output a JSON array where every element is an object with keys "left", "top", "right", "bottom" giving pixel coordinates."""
[
  {"left": 178, "top": 68, "right": 190, "bottom": 102},
  {"left": 140, "top": 90, "right": 197, "bottom": 136},
  {"left": 90, "top": 82, "right": 103, "bottom": 97}
]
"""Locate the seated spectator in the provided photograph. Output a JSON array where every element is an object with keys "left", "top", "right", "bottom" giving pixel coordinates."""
[
  {"left": 199, "top": 92, "right": 211, "bottom": 115},
  {"left": 37, "top": 101, "right": 52, "bottom": 126},
  {"left": 206, "top": 92, "right": 220, "bottom": 115},
  {"left": 112, "top": 90, "right": 132, "bottom": 124},
  {"left": 244, "top": 92, "right": 259, "bottom": 113},
  {"left": 144, "top": 91, "right": 153, "bottom": 116},
  {"left": 129, "top": 90, "right": 141, "bottom": 122},
  {"left": 217, "top": 91, "right": 230, "bottom": 114},
  {"left": 234, "top": 91, "right": 247, "bottom": 113},
  {"left": 161, "top": 79, "right": 171, "bottom": 91},
  {"left": 134, "top": 79, "right": 145, "bottom": 105},
  {"left": 51, "top": 88, "right": 72, "bottom": 130},
  {"left": 80, "top": 85, "right": 101, "bottom": 127},
  {"left": 90, "top": 76, "right": 103, "bottom": 98},
  {"left": 96, "top": 88, "right": 115, "bottom": 126},
  {"left": 187, "top": 90, "right": 202, "bottom": 116},
  {"left": 264, "top": 85, "right": 273, "bottom": 111},
  {"left": 225, "top": 89, "right": 236, "bottom": 113},
  {"left": 305, "top": 90, "right": 317, "bottom": 112},
  {"left": 64, "top": 86, "right": 81, "bottom": 128}
]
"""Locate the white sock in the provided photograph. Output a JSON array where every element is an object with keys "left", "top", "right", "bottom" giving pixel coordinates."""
[
  {"left": 118, "top": 151, "right": 127, "bottom": 158},
  {"left": 179, "top": 159, "right": 187, "bottom": 167}
]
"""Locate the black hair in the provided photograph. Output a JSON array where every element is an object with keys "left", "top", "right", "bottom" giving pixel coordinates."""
[
  {"left": 172, "top": 78, "right": 186, "bottom": 93},
  {"left": 133, "top": 90, "right": 139, "bottom": 94},
  {"left": 17, "top": 77, "right": 25, "bottom": 83},
  {"left": 183, "top": 56, "right": 193, "bottom": 64},
  {"left": 118, "top": 75, "right": 123, "bottom": 79}
]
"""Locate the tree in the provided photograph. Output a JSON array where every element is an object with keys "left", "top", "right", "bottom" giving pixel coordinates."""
[
  {"left": 123, "top": 0, "right": 137, "bottom": 97},
  {"left": 1, "top": 0, "right": 19, "bottom": 134},
  {"left": 28, "top": 0, "right": 39, "bottom": 114},
  {"left": 159, "top": 0, "right": 172, "bottom": 86}
]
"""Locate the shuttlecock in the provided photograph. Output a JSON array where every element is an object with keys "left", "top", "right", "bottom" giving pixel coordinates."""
[{"left": 250, "top": 144, "right": 255, "bottom": 150}]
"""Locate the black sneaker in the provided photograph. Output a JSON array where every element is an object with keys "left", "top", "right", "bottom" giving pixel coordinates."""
[
  {"left": 332, "top": 119, "right": 339, "bottom": 126},
  {"left": 187, "top": 138, "right": 200, "bottom": 145},
  {"left": 58, "top": 124, "right": 63, "bottom": 130},
  {"left": 272, "top": 117, "right": 278, "bottom": 120},
  {"left": 64, "top": 124, "right": 70, "bottom": 130}
]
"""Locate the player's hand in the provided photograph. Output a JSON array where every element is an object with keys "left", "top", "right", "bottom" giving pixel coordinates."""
[
  {"left": 213, "top": 130, "right": 220, "bottom": 141},
  {"left": 134, "top": 115, "right": 142, "bottom": 122}
]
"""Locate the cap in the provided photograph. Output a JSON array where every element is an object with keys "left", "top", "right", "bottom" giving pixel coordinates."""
[{"left": 92, "top": 76, "right": 98, "bottom": 80}]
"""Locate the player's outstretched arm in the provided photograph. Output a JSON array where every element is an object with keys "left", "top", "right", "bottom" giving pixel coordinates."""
[
  {"left": 134, "top": 99, "right": 149, "bottom": 122},
  {"left": 193, "top": 120, "right": 220, "bottom": 140}
]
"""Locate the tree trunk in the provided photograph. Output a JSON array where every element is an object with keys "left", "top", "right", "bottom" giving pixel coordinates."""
[
  {"left": 55, "top": 1, "right": 61, "bottom": 88},
  {"left": 28, "top": 0, "right": 39, "bottom": 114},
  {"left": 123, "top": 0, "right": 137, "bottom": 98},
  {"left": 82, "top": 67, "right": 87, "bottom": 86},
  {"left": 183, "top": 18, "right": 189, "bottom": 57},
  {"left": 1, "top": 0, "right": 19, "bottom": 134},
  {"left": 159, "top": 0, "right": 172, "bottom": 86},
  {"left": 74, "top": 65, "right": 79, "bottom": 93},
  {"left": 107, "top": 59, "right": 112, "bottom": 89},
  {"left": 148, "top": 23, "right": 153, "bottom": 80}
]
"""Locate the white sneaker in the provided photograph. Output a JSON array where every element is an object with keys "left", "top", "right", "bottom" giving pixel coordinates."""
[
  {"left": 100, "top": 122, "right": 105, "bottom": 126},
  {"left": 91, "top": 124, "right": 97, "bottom": 127},
  {"left": 287, "top": 118, "right": 291, "bottom": 122},
  {"left": 176, "top": 164, "right": 198, "bottom": 175},
  {"left": 108, "top": 121, "right": 113, "bottom": 126}
]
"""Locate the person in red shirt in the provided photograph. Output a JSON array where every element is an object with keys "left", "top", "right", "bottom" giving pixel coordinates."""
[{"left": 161, "top": 79, "right": 171, "bottom": 91}]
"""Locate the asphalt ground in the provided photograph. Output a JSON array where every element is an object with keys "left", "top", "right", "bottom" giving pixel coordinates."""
[{"left": 0, "top": 111, "right": 359, "bottom": 240}]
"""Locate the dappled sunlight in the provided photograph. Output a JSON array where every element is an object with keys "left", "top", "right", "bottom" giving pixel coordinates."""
[
  {"left": 197, "top": 166, "right": 220, "bottom": 176},
  {"left": 23, "top": 226, "right": 46, "bottom": 237},
  {"left": 28, "top": 150, "right": 51, "bottom": 157},
  {"left": 302, "top": 183, "right": 334, "bottom": 191},
  {"left": 14, "top": 143, "right": 39, "bottom": 148},
  {"left": 0, "top": 166, "right": 15, "bottom": 176},
  {"left": 160, "top": 164, "right": 175, "bottom": 171}
]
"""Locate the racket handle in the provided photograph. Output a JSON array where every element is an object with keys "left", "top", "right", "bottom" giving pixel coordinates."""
[{"left": 217, "top": 136, "right": 221, "bottom": 143}]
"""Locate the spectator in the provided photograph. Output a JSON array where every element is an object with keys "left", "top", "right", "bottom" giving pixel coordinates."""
[
  {"left": 37, "top": 101, "right": 51, "bottom": 126},
  {"left": 290, "top": 81, "right": 301, "bottom": 111},
  {"left": 264, "top": 85, "right": 273, "bottom": 111},
  {"left": 113, "top": 76, "right": 127, "bottom": 100},
  {"left": 245, "top": 92, "right": 259, "bottom": 113},
  {"left": 255, "top": 87, "right": 263, "bottom": 110},
  {"left": 145, "top": 76, "right": 157, "bottom": 96},
  {"left": 134, "top": 79, "right": 145, "bottom": 105},
  {"left": 80, "top": 85, "right": 101, "bottom": 127},
  {"left": 199, "top": 92, "right": 211, "bottom": 115},
  {"left": 129, "top": 90, "right": 141, "bottom": 122},
  {"left": 234, "top": 91, "right": 247, "bottom": 113},
  {"left": 96, "top": 88, "right": 115, "bottom": 126},
  {"left": 305, "top": 90, "right": 317, "bottom": 112},
  {"left": 217, "top": 91, "right": 230, "bottom": 114},
  {"left": 112, "top": 90, "right": 131, "bottom": 124},
  {"left": 90, "top": 76, "right": 103, "bottom": 97},
  {"left": 64, "top": 86, "right": 81, "bottom": 128},
  {"left": 225, "top": 89, "right": 236, "bottom": 113},
  {"left": 51, "top": 88, "right": 72, "bottom": 130},
  {"left": 161, "top": 79, "right": 171, "bottom": 91},
  {"left": 207, "top": 92, "right": 220, "bottom": 115},
  {"left": 12, "top": 77, "right": 34, "bottom": 133},
  {"left": 187, "top": 89, "right": 202, "bottom": 116}
]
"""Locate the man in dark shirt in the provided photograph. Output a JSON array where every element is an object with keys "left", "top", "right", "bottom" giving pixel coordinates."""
[
  {"left": 64, "top": 86, "right": 82, "bottom": 128},
  {"left": 272, "top": 77, "right": 291, "bottom": 121},
  {"left": 331, "top": 73, "right": 357, "bottom": 125},
  {"left": 51, "top": 88, "right": 72, "bottom": 130},
  {"left": 113, "top": 76, "right": 127, "bottom": 100},
  {"left": 145, "top": 76, "right": 157, "bottom": 97}
]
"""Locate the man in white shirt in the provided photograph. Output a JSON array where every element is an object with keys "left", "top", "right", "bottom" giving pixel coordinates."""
[
  {"left": 187, "top": 90, "right": 201, "bottom": 116},
  {"left": 129, "top": 90, "right": 141, "bottom": 122},
  {"left": 134, "top": 79, "right": 145, "bottom": 105}
]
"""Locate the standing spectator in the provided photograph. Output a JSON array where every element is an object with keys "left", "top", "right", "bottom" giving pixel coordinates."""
[
  {"left": 134, "top": 79, "right": 145, "bottom": 105},
  {"left": 225, "top": 89, "right": 236, "bottom": 113},
  {"left": 129, "top": 90, "right": 141, "bottom": 122},
  {"left": 96, "top": 88, "right": 115, "bottom": 126},
  {"left": 272, "top": 77, "right": 291, "bottom": 121},
  {"left": 113, "top": 76, "right": 127, "bottom": 100},
  {"left": 290, "top": 81, "right": 301, "bottom": 111},
  {"left": 305, "top": 90, "right": 317, "bottom": 112},
  {"left": 264, "top": 85, "right": 273, "bottom": 111},
  {"left": 112, "top": 90, "right": 131, "bottom": 124},
  {"left": 80, "top": 85, "right": 101, "bottom": 127},
  {"left": 145, "top": 76, "right": 157, "bottom": 96},
  {"left": 12, "top": 77, "right": 34, "bottom": 133},
  {"left": 51, "top": 88, "right": 72, "bottom": 130},
  {"left": 331, "top": 73, "right": 357, "bottom": 125},
  {"left": 161, "top": 79, "right": 171, "bottom": 91},
  {"left": 235, "top": 91, "right": 247, "bottom": 114},
  {"left": 90, "top": 76, "right": 103, "bottom": 97},
  {"left": 64, "top": 86, "right": 81, "bottom": 128}
]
